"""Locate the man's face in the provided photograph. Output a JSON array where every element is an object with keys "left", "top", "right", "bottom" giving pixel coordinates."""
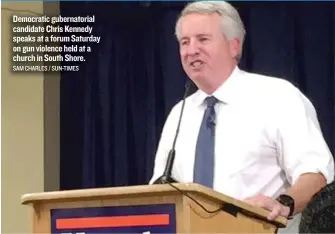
[{"left": 178, "top": 13, "right": 239, "bottom": 85}]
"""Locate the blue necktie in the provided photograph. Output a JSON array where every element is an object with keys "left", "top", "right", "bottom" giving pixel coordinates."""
[{"left": 193, "top": 96, "right": 218, "bottom": 188}]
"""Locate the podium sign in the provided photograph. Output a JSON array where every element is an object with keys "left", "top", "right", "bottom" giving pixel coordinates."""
[{"left": 51, "top": 204, "right": 177, "bottom": 234}]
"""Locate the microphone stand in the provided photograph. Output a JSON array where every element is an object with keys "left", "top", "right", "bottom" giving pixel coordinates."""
[{"left": 153, "top": 81, "right": 193, "bottom": 184}]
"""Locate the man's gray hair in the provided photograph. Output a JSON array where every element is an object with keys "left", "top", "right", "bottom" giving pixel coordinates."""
[{"left": 175, "top": 1, "right": 246, "bottom": 61}]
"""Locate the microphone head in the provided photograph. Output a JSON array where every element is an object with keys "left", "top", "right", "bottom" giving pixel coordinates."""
[
  {"left": 185, "top": 80, "right": 197, "bottom": 97},
  {"left": 208, "top": 115, "right": 216, "bottom": 126}
]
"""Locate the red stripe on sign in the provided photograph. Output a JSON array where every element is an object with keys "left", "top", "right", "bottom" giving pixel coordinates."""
[{"left": 56, "top": 214, "right": 170, "bottom": 229}]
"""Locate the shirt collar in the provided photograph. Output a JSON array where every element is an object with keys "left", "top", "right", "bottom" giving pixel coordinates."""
[{"left": 191, "top": 66, "right": 243, "bottom": 106}]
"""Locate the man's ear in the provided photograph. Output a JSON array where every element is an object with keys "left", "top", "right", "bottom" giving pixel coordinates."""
[{"left": 229, "top": 38, "right": 241, "bottom": 59}]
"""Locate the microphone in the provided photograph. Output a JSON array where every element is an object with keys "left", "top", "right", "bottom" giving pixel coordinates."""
[
  {"left": 153, "top": 80, "right": 194, "bottom": 184},
  {"left": 208, "top": 115, "right": 216, "bottom": 127}
]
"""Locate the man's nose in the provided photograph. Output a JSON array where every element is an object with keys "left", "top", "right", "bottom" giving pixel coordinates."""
[{"left": 187, "top": 40, "right": 200, "bottom": 55}]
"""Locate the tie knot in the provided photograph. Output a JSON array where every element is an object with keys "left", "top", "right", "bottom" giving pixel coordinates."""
[{"left": 205, "top": 96, "right": 218, "bottom": 108}]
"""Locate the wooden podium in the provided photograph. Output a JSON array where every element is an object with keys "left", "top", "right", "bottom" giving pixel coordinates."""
[{"left": 21, "top": 183, "right": 287, "bottom": 233}]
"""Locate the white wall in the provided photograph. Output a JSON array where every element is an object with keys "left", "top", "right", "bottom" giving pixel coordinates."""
[{"left": 1, "top": 2, "right": 60, "bottom": 232}]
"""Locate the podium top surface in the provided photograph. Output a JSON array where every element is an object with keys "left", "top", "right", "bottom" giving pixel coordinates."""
[{"left": 21, "top": 183, "right": 287, "bottom": 227}]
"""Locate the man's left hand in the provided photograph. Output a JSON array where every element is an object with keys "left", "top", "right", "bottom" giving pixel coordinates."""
[{"left": 243, "top": 194, "right": 290, "bottom": 220}]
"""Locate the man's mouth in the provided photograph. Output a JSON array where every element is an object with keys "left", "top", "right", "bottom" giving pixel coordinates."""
[{"left": 190, "top": 60, "right": 204, "bottom": 68}]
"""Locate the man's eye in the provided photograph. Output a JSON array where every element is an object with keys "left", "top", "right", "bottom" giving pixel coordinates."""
[
  {"left": 181, "top": 41, "right": 188, "bottom": 46},
  {"left": 200, "top": 38, "right": 208, "bottom": 42}
]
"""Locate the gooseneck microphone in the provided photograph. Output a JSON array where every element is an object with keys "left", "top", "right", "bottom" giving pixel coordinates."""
[{"left": 153, "top": 81, "right": 194, "bottom": 184}]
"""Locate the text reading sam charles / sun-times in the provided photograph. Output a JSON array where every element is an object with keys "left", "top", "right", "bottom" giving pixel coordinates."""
[{"left": 12, "top": 15, "right": 100, "bottom": 72}]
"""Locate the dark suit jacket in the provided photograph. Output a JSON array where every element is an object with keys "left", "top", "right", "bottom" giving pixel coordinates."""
[{"left": 299, "top": 181, "right": 335, "bottom": 233}]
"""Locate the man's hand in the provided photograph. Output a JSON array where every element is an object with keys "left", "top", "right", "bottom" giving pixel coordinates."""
[{"left": 244, "top": 194, "right": 290, "bottom": 221}]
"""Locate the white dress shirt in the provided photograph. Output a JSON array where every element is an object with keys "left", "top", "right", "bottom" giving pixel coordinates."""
[{"left": 150, "top": 66, "right": 334, "bottom": 233}]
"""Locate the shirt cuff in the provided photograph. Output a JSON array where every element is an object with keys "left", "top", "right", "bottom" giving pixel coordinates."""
[{"left": 291, "top": 165, "right": 334, "bottom": 185}]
